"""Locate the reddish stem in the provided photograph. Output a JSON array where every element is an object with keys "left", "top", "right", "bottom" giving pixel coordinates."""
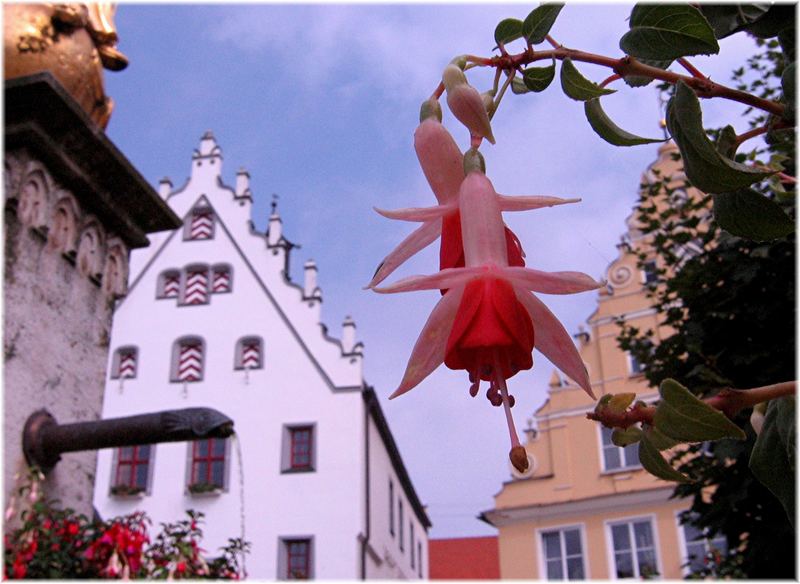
[
  {"left": 545, "top": 34, "right": 560, "bottom": 49},
  {"left": 734, "top": 125, "right": 769, "bottom": 148},
  {"left": 600, "top": 74, "right": 621, "bottom": 88},
  {"left": 677, "top": 57, "right": 708, "bottom": 80}
]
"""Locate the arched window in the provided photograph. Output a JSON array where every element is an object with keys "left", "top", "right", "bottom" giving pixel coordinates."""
[
  {"left": 158, "top": 269, "right": 181, "bottom": 299},
  {"left": 184, "top": 207, "right": 214, "bottom": 240},
  {"left": 235, "top": 336, "right": 263, "bottom": 370},
  {"left": 182, "top": 265, "right": 209, "bottom": 305},
  {"left": 111, "top": 346, "right": 138, "bottom": 379},
  {"left": 212, "top": 264, "right": 232, "bottom": 293},
  {"left": 171, "top": 337, "right": 205, "bottom": 382}
]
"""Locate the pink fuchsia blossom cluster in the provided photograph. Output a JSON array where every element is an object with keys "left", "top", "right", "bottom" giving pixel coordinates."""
[{"left": 367, "top": 63, "right": 600, "bottom": 471}]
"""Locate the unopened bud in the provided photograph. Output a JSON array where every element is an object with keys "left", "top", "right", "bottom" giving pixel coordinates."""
[
  {"left": 463, "top": 148, "right": 486, "bottom": 175},
  {"left": 419, "top": 99, "right": 443, "bottom": 123},
  {"left": 442, "top": 64, "right": 468, "bottom": 92},
  {"left": 510, "top": 446, "right": 529, "bottom": 473},
  {"left": 449, "top": 55, "right": 468, "bottom": 70}
]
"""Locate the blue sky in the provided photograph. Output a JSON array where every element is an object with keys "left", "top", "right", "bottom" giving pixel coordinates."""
[{"left": 105, "top": 4, "right": 757, "bottom": 538}]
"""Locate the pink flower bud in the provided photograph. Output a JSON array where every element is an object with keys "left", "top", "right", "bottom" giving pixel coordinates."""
[{"left": 442, "top": 65, "right": 496, "bottom": 145}]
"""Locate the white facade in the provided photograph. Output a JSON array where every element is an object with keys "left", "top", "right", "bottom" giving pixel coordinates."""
[{"left": 93, "top": 132, "right": 430, "bottom": 579}]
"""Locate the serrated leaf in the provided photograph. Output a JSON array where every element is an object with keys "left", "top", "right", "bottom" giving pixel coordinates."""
[
  {"left": 522, "top": 62, "right": 556, "bottom": 92},
  {"left": 522, "top": 3, "right": 565, "bottom": 45},
  {"left": 666, "top": 81, "right": 772, "bottom": 193},
  {"left": 713, "top": 189, "right": 795, "bottom": 241},
  {"left": 560, "top": 58, "right": 615, "bottom": 101},
  {"left": 585, "top": 98, "right": 664, "bottom": 146},
  {"left": 638, "top": 434, "right": 693, "bottom": 482},
  {"left": 495, "top": 18, "right": 524, "bottom": 46},
  {"left": 643, "top": 423, "right": 680, "bottom": 450},
  {"left": 699, "top": 4, "right": 771, "bottom": 39},
  {"left": 750, "top": 397, "right": 795, "bottom": 523},
  {"left": 623, "top": 58, "right": 673, "bottom": 88},
  {"left": 654, "top": 379, "right": 746, "bottom": 442},
  {"left": 620, "top": 4, "right": 720, "bottom": 60},
  {"left": 511, "top": 77, "right": 531, "bottom": 95},
  {"left": 612, "top": 426, "right": 643, "bottom": 447},
  {"left": 715, "top": 125, "right": 739, "bottom": 159}
]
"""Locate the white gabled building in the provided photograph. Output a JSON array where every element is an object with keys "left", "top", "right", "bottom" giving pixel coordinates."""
[{"left": 93, "top": 132, "right": 430, "bottom": 579}]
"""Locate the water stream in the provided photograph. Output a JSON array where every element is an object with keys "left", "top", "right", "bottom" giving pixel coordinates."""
[{"left": 231, "top": 432, "right": 247, "bottom": 578}]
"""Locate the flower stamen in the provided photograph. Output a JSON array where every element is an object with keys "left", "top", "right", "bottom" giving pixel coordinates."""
[{"left": 494, "top": 353, "right": 529, "bottom": 473}]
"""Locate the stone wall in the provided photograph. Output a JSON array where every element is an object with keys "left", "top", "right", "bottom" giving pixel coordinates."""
[{"left": 4, "top": 148, "right": 129, "bottom": 517}]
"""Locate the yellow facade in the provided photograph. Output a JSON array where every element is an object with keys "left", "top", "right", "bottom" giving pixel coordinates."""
[{"left": 482, "top": 143, "right": 706, "bottom": 579}]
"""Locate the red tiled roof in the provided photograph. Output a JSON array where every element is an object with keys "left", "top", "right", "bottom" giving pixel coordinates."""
[{"left": 428, "top": 536, "right": 500, "bottom": 580}]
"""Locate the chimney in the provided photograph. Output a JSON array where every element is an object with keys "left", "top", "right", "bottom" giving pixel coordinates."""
[
  {"left": 341, "top": 316, "right": 356, "bottom": 354},
  {"left": 158, "top": 177, "right": 172, "bottom": 199}
]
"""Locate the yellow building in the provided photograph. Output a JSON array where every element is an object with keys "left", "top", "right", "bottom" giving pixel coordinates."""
[{"left": 480, "top": 143, "right": 724, "bottom": 579}]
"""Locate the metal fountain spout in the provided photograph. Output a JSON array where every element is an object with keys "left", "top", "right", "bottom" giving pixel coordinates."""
[{"left": 23, "top": 408, "right": 235, "bottom": 473}]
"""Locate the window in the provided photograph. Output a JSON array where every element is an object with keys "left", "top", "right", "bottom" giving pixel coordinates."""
[
  {"left": 189, "top": 438, "right": 227, "bottom": 491},
  {"left": 608, "top": 518, "right": 658, "bottom": 579},
  {"left": 642, "top": 260, "right": 658, "bottom": 285},
  {"left": 601, "top": 426, "right": 641, "bottom": 472},
  {"left": 679, "top": 514, "right": 727, "bottom": 575},
  {"left": 417, "top": 541, "right": 423, "bottom": 577},
  {"left": 281, "top": 425, "right": 316, "bottom": 473},
  {"left": 627, "top": 352, "right": 645, "bottom": 375},
  {"left": 399, "top": 501, "right": 405, "bottom": 552},
  {"left": 111, "top": 346, "right": 137, "bottom": 379},
  {"left": 389, "top": 480, "right": 395, "bottom": 537},
  {"left": 235, "top": 337, "right": 263, "bottom": 370},
  {"left": 540, "top": 526, "right": 585, "bottom": 580},
  {"left": 212, "top": 264, "right": 232, "bottom": 293},
  {"left": 410, "top": 522, "right": 415, "bottom": 569},
  {"left": 182, "top": 266, "right": 209, "bottom": 305},
  {"left": 186, "top": 207, "right": 214, "bottom": 240},
  {"left": 112, "top": 445, "right": 152, "bottom": 495},
  {"left": 158, "top": 270, "right": 180, "bottom": 298},
  {"left": 172, "top": 337, "right": 204, "bottom": 382},
  {"left": 279, "top": 538, "right": 313, "bottom": 580}
]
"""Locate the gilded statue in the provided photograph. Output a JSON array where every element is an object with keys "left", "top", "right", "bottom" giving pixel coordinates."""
[{"left": 4, "top": 3, "right": 128, "bottom": 129}]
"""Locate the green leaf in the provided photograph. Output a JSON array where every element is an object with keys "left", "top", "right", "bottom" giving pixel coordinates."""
[
  {"left": 622, "top": 58, "right": 673, "bottom": 88},
  {"left": 620, "top": 4, "right": 720, "bottom": 60},
  {"left": 698, "top": 4, "right": 771, "bottom": 39},
  {"left": 781, "top": 62, "right": 796, "bottom": 123},
  {"left": 643, "top": 423, "right": 680, "bottom": 450},
  {"left": 608, "top": 392, "right": 636, "bottom": 412},
  {"left": 654, "top": 378, "right": 746, "bottom": 442},
  {"left": 522, "top": 3, "right": 565, "bottom": 45},
  {"left": 638, "top": 433, "right": 693, "bottom": 482},
  {"left": 666, "top": 81, "right": 773, "bottom": 193},
  {"left": 511, "top": 77, "right": 531, "bottom": 95},
  {"left": 713, "top": 189, "right": 795, "bottom": 241},
  {"left": 585, "top": 98, "right": 665, "bottom": 146},
  {"left": 744, "top": 4, "right": 796, "bottom": 39},
  {"left": 750, "top": 397, "right": 796, "bottom": 523},
  {"left": 715, "top": 125, "right": 739, "bottom": 159},
  {"left": 495, "top": 18, "right": 523, "bottom": 46},
  {"left": 560, "top": 58, "right": 615, "bottom": 101},
  {"left": 522, "top": 62, "right": 556, "bottom": 92},
  {"left": 612, "top": 426, "right": 643, "bottom": 447}
]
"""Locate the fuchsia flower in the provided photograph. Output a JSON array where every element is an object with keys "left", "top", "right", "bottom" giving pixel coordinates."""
[
  {"left": 367, "top": 116, "right": 577, "bottom": 289},
  {"left": 374, "top": 163, "right": 600, "bottom": 471}
]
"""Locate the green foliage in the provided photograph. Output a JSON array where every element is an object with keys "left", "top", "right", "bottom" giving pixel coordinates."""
[
  {"left": 749, "top": 397, "right": 796, "bottom": 523},
  {"left": 698, "top": 4, "right": 771, "bottom": 40},
  {"left": 642, "top": 423, "right": 680, "bottom": 451},
  {"left": 584, "top": 98, "right": 664, "bottom": 146},
  {"left": 713, "top": 188, "right": 796, "bottom": 241},
  {"left": 559, "top": 58, "right": 615, "bottom": 101},
  {"left": 522, "top": 3, "right": 564, "bottom": 45},
  {"left": 638, "top": 433, "right": 693, "bottom": 483},
  {"left": 655, "top": 379, "right": 746, "bottom": 442},
  {"left": 622, "top": 59, "right": 673, "bottom": 88},
  {"left": 667, "top": 81, "right": 773, "bottom": 193},
  {"left": 610, "top": 426, "right": 642, "bottom": 446},
  {"left": 522, "top": 62, "right": 556, "bottom": 92},
  {"left": 619, "top": 5, "right": 719, "bottom": 60},
  {"left": 494, "top": 18, "right": 523, "bottom": 46}
]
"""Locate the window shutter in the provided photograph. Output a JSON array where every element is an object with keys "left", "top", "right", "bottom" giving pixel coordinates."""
[
  {"left": 241, "top": 341, "right": 261, "bottom": 369},
  {"left": 177, "top": 342, "right": 203, "bottom": 381},
  {"left": 184, "top": 270, "right": 209, "bottom": 304},
  {"left": 118, "top": 350, "right": 137, "bottom": 378},
  {"left": 212, "top": 267, "right": 231, "bottom": 293},
  {"left": 163, "top": 273, "right": 180, "bottom": 298},
  {"left": 189, "top": 210, "right": 213, "bottom": 240}
]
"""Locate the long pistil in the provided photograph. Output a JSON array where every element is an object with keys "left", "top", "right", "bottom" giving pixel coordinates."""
[{"left": 493, "top": 354, "right": 529, "bottom": 473}]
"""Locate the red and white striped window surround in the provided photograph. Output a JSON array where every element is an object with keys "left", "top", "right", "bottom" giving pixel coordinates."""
[
  {"left": 161, "top": 272, "right": 180, "bottom": 298},
  {"left": 241, "top": 340, "right": 261, "bottom": 369},
  {"left": 183, "top": 269, "right": 209, "bottom": 304},
  {"left": 118, "top": 350, "right": 137, "bottom": 378},
  {"left": 176, "top": 341, "right": 203, "bottom": 382},
  {"left": 212, "top": 266, "right": 231, "bottom": 293},
  {"left": 188, "top": 209, "right": 213, "bottom": 240}
]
